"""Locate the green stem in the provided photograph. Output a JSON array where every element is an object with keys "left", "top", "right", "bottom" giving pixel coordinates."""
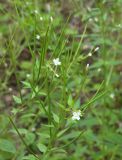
[{"left": 9, "top": 116, "right": 41, "bottom": 160}]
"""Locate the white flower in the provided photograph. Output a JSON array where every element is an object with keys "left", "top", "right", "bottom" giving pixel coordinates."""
[
  {"left": 94, "top": 17, "right": 98, "bottom": 22},
  {"left": 110, "top": 93, "right": 115, "bottom": 99},
  {"left": 94, "top": 47, "right": 99, "bottom": 52},
  {"left": 26, "top": 74, "right": 30, "bottom": 78},
  {"left": 34, "top": 10, "right": 38, "bottom": 14},
  {"left": 50, "top": 16, "right": 53, "bottom": 22},
  {"left": 97, "top": 68, "right": 101, "bottom": 72},
  {"left": 72, "top": 110, "right": 82, "bottom": 121},
  {"left": 36, "top": 35, "right": 40, "bottom": 40},
  {"left": 53, "top": 58, "right": 61, "bottom": 66},
  {"left": 40, "top": 17, "right": 43, "bottom": 21},
  {"left": 88, "top": 52, "right": 92, "bottom": 57},
  {"left": 86, "top": 63, "right": 89, "bottom": 69},
  {"left": 55, "top": 73, "right": 59, "bottom": 77}
]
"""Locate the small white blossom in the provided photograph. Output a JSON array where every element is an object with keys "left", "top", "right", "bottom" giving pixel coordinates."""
[
  {"left": 94, "top": 17, "right": 98, "bottom": 22},
  {"left": 50, "top": 16, "right": 53, "bottom": 22},
  {"left": 110, "top": 93, "right": 115, "bottom": 99},
  {"left": 26, "top": 74, "right": 30, "bottom": 78},
  {"left": 97, "top": 68, "right": 101, "bottom": 72},
  {"left": 94, "top": 47, "right": 99, "bottom": 52},
  {"left": 88, "top": 52, "right": 92, "bottom": 57},
  {"left": 40, "top": 17, "right": 43, "bottom": 21},
  {"left": 53, "top": 58, "right": 61, "bottom": 66},
  {"left": 36, "top": 35, "right": 40, "bottom": 40},
  {"left": 86, "top": 63, "right": 89, "bottom": 69},
  {"left": 55, "top": 73, "right": 59, "bottom": 77},
  {"left": 34, "top": 10, "right": 38, "bottom": 14},
  {"left": 72, "top": 110, "right": 82, "bottom": 121}
]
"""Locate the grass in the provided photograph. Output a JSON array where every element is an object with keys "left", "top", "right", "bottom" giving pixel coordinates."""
[{"left": 0, "top": 0, "right": 122, "bottom": 160}]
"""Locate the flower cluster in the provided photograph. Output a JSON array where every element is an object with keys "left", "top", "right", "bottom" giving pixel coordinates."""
[
  {"left": 36, "top": 35, "right": 40, "bottom": 40},
  {"left": 53, "top": 58, "right": 61, "bottom": 66},
  {"left": 72, "top": 110, "right": 82, "bottom": 121}
]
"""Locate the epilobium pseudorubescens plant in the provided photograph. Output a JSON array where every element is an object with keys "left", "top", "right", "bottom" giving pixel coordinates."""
[
  {"left": 11, "top": 25, "right": 105, "bottom": 159},
  {"left": 8, "top": 1, "right": 107, "bottom": 160}
]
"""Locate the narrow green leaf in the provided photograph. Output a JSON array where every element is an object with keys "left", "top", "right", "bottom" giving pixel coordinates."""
[
  {"left": 53, "top": 113, "right": 60, "bottom": 123},
  {"left": 68, "top": 94, "right": 73, "bottom": 107},
  {"left": 57, "top": 127, "right": 70, "bottom": 138}
]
